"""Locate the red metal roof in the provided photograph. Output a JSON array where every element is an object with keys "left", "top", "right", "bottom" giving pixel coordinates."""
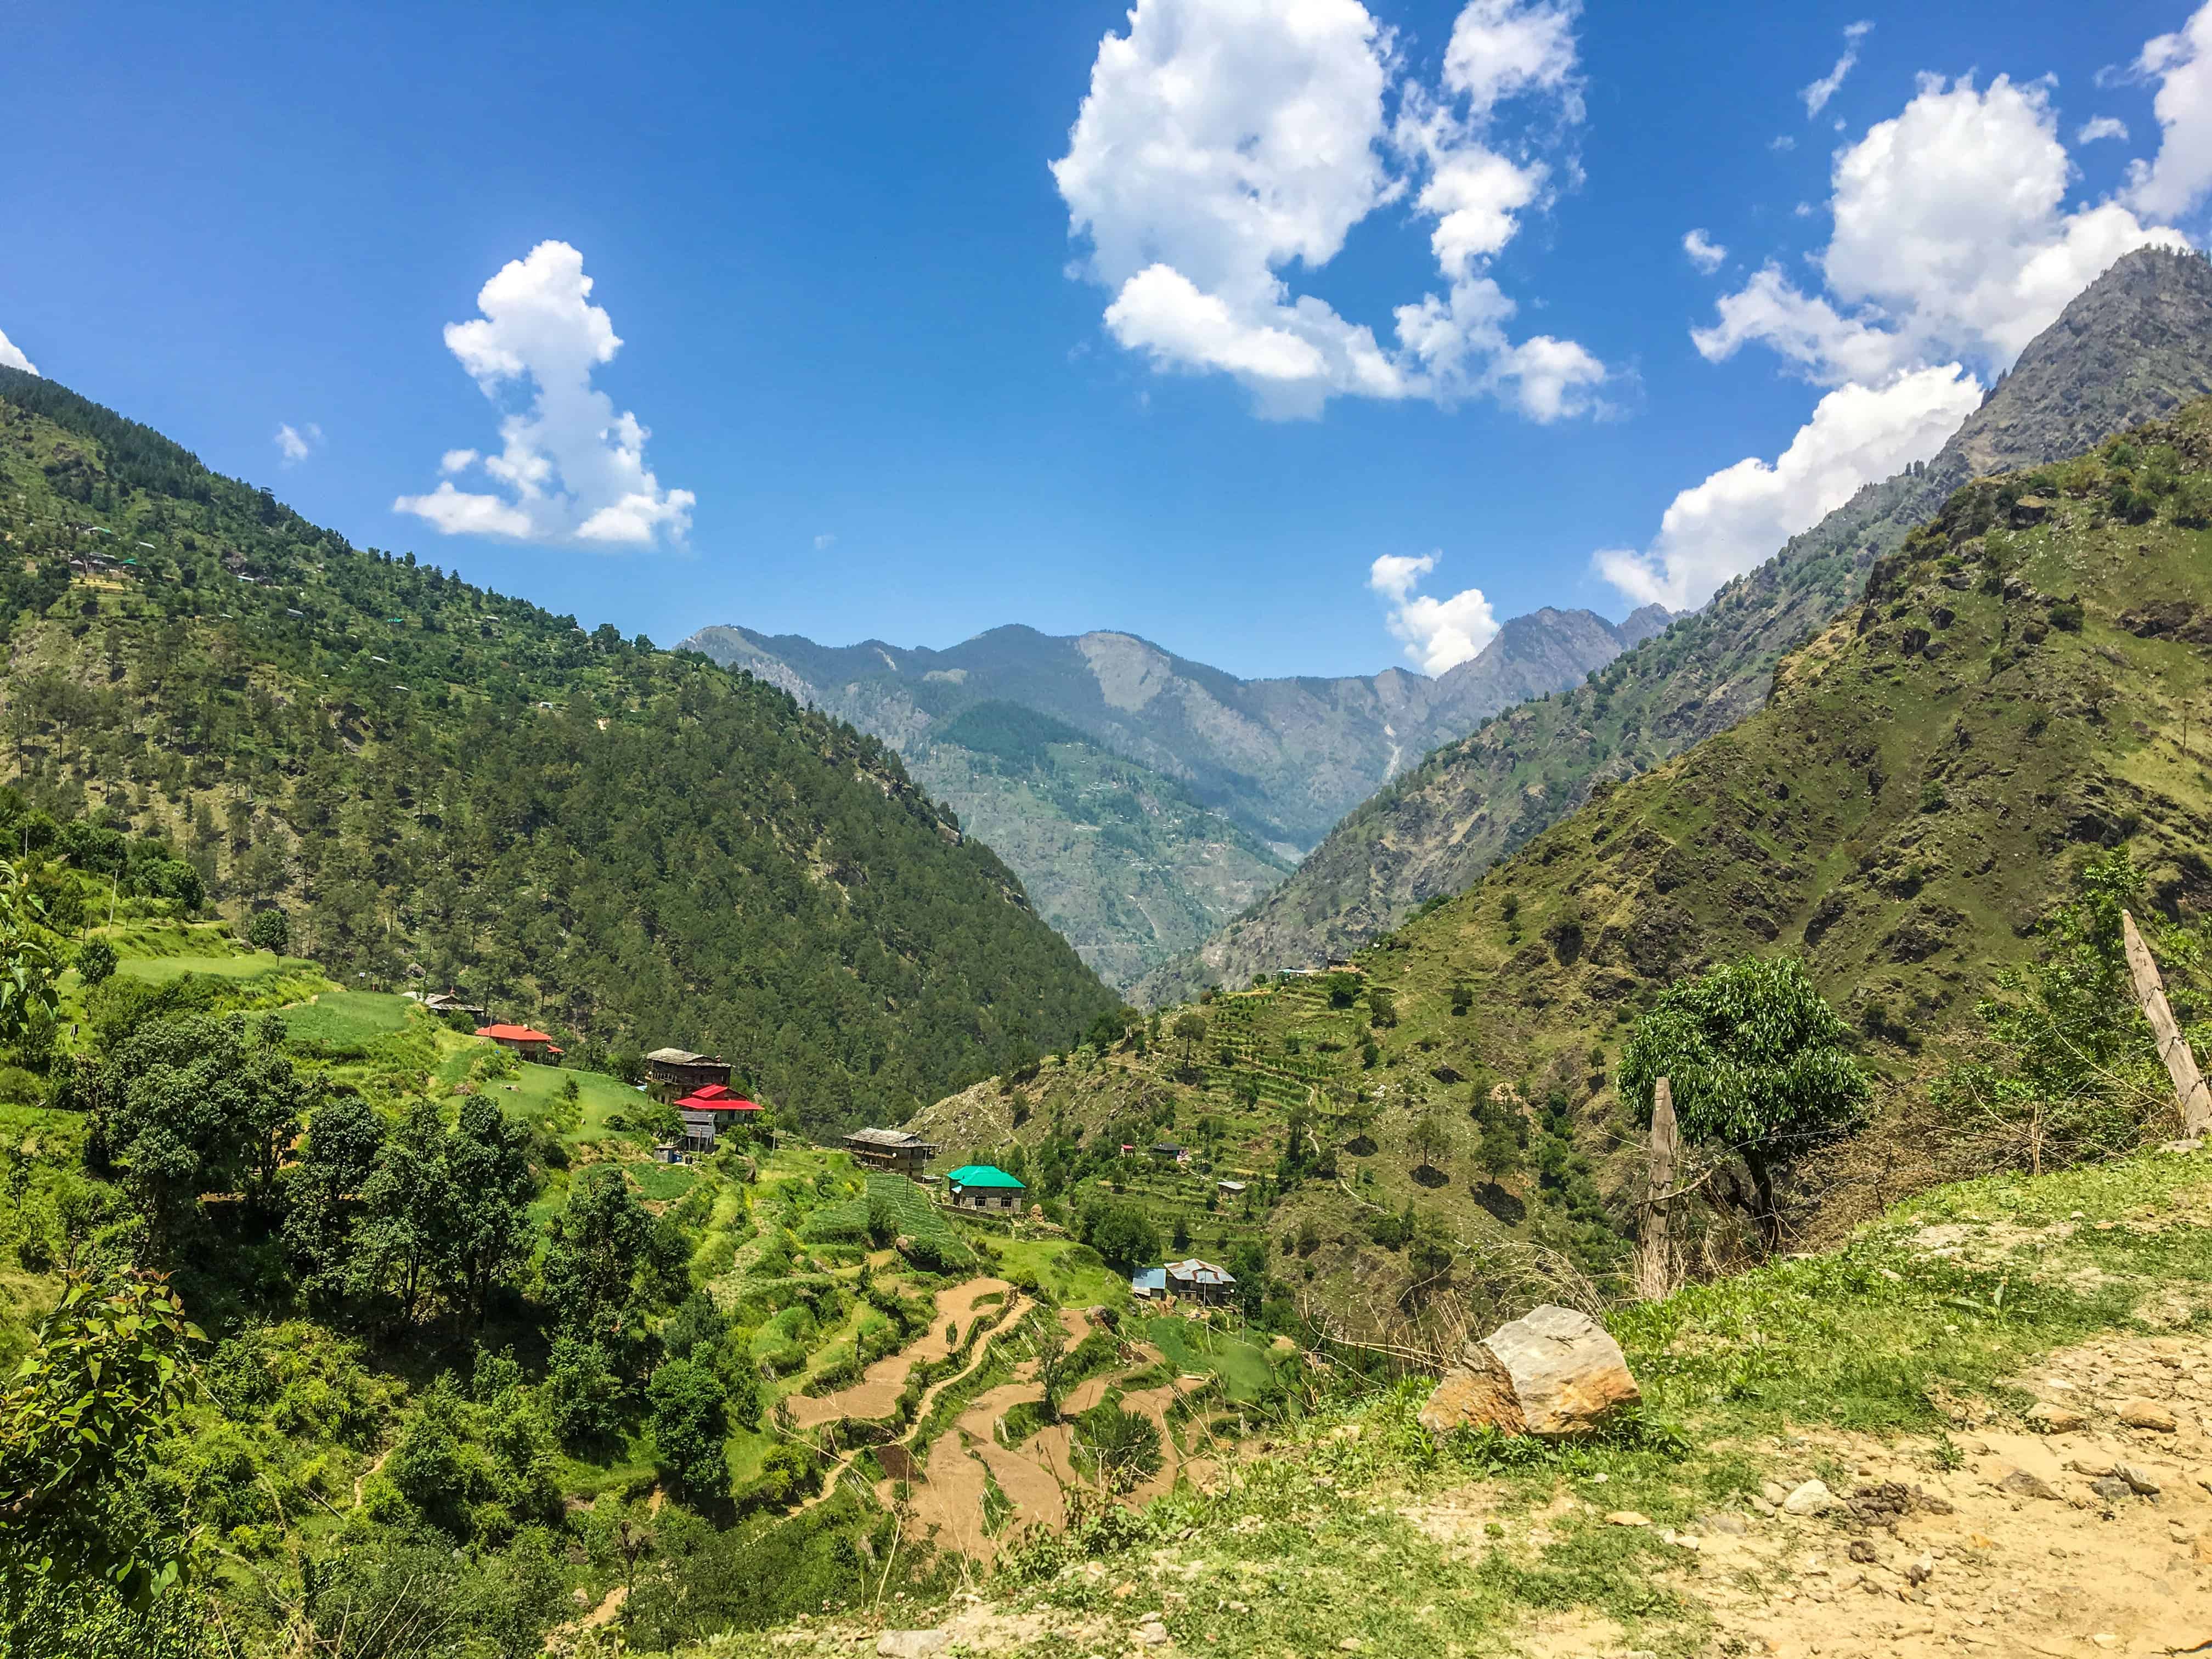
[
  {"left": 476, "top": 1023, "right": 555, "bottom": 1043},
  {"left": 678, "top": 1089, "right": 761, "bottom": 1113}
]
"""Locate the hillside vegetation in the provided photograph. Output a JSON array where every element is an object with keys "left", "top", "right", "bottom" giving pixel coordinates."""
[
  {"left": 1138, "top": 245, "right": 2212, "bottom": 1006},
  {"left": 0, "top": 368, "right": 1115, "bottom": 1130},
  {"left": 0, "top": 852, "right": 1314, "bottom": 1657},
  {"left": 914, "top": 399, "right": 2212, "bottom": 1335},
  {"left": 907, "top": 702, "right": 1293, "bottom": 986}
]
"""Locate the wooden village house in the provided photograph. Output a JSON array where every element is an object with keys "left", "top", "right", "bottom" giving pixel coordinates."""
[
  {"left": 644, "top": 1046, "right": 733, "bottom": 1104},
  {"left": 843, "top": 1127, "right": 936, "bottom": 1177},
  {"left": 475, "top": 1023, "right": 562, "bottom": 1063}
]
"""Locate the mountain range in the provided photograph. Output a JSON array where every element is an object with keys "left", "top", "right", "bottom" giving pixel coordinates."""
[
  {"left": 680, "top": 603, "right": 1670, "bottom": 985},
  {"left": 1131, "top": 245, "right": 2212, "bottom": 1005}
]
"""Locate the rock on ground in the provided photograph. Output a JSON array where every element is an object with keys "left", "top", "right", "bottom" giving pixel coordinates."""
[{"left": 1418, "top": 1304, "right": 1641, "bottom": 1437}]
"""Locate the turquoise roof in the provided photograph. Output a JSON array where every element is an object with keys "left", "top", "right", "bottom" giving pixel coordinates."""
[{"left": 947, "top": 1164, "right": 1025, "bottom": 1189}]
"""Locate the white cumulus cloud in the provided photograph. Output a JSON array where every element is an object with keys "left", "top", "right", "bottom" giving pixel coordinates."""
[
  {"left": 2077, "top": 115, "right": 2130, "bottom": 144},
  {"left": 1595, "top": 365, "right": 1982, "bottom": 610},
  {"left": 1682, "top": 229, "right": 1727, "bottom": 273},
  {"left": 1694, "top": 74, "right": 2185, "bottom": 387},
  {"left": 1369, "top": 551, "right": 1500, "bottom": 673},
  {"left": 813, "top": 532, "right": 836, "bottom": 551},
  {"left": 1600, "top": 52, "right": 2200, "bottom": 615},
  {"left": 2127, "top": 2, "right": 2212, "bottom": 218},
  {"left": 1802, "top": 20, "right": 1872, "bottom": 117},
  {"left": 274, "top": 422, "right": 323, "bottom": 465},
  {"left": 0, "top": 329, "right": 37, "bottom": 375},
  {"left": 396, "top": 240, "right": 695, "bottom": 548},
  {"left": 1052, "top": 0, "right": 1606, "bottom": 421}
]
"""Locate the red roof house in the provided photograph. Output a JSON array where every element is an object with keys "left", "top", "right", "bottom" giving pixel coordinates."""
[
  {"left": 476, "top": 1023, "right": 564, "bottom": 1061},
  {"left": 676, "top": 1084, "right": 761, "bottom": 1113}
]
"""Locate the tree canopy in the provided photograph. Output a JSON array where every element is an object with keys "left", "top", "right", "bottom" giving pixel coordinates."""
[{"left": 1619, "top": 955, "right": 1868, "bottom": 1232}]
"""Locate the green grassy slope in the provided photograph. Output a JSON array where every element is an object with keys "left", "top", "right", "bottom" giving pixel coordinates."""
[
  {"left": 0, "top": 368, "right": 1116, "bottom": 1130},
  {"left": 684, "top": 1141, "right": 2212, "bottom": 1658}
]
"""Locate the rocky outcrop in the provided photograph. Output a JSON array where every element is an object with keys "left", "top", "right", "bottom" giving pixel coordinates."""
[{"left": 1417, "top": 1304, "right": 1641, "bottom": 1438}]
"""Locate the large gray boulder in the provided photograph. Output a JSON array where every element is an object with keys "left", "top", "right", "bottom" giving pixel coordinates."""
[{"left": 1417, "top": 1304, "right": 1641, "bottom": 1438}]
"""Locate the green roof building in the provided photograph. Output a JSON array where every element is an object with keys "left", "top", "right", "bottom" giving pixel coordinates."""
[{"left": 947, "top": 1163, "right": 1025, "bottom": 1212}]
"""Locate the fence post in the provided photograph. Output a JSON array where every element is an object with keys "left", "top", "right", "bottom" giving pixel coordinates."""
[
  {"left": 2122, "top": 909, "right": 2212, "bottom": 1139},
  {"left": 1637, "top": 1076, "right": 1679, "bottom": 1301}
]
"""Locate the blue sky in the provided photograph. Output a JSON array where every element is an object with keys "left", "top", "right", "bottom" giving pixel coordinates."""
[{"left": 4, "top": 1, "right": 2209, "bottom": 678}]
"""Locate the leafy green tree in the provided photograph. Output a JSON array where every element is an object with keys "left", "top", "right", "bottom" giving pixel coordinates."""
[
  {"left": 441, "top": 1096, "right": 537, "bottom": 1325},
  {"left": 245, "top": 907, "right": 289, "bottom": 954},
  {"left": 646, "top": 1359, "right": 729, "bottom": 1503},
  {"left": 1079, "top": 1201, "right": 1159, "bottom": 1273},
  {"left": 1405, "top": 1105, "right": 1450, "bottom": 1175},
  {"left": 1170, "top": 1012, "right": 1206, "bottom": 1065},
  {"left": 349, "top": 1098, "right": 451, "bottom": 1324},
  {"left": 282, "top": 1096, "right": 386, "bottom": 1300},
  {"left": 74, "top": 939, "right": 116, "bottom": 989},
  {"left": 544, "top": 1336, "right": 627, "bottom": 1447},
  {"left": 1472, "top": 1115, "right": 1521, "bottom": 1187},
  {"left": 0, "top": 1272, "right": 206, "bottom": 1608},
  {"left": 103, "top": 1013, "right": 321, "bottom": 1256},
  {"left": 544, "top": 1165, "right": 652, "bottom": 1342},
  {"left": 1620, "top": 956, "right": 1869, "bottom": 1243},
  {"left": 1031, "top": 1318, "right": 1071, "bottom": 1424}
]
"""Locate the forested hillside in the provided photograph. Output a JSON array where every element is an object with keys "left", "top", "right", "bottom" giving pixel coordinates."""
[
  {"left": 1137, "top": 246, "right": 2212, "bottom": 1006},
  {"left": 916, "top": 402, "right": 2212, "bottom": 1332},
  {"left": 907, "top": 702, "right": 1293, "bottom": 986},
  {"left": 0, "top": 368, "right": 1116, "bottom": 1128}
]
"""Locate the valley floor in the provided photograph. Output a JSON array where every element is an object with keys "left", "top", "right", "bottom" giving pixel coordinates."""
[{"left": 625, "top": 1148, "right": 2212, "bottom": 1659}]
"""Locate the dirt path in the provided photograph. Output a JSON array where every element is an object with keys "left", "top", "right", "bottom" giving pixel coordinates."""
[
  {"left": 784, "top": 1278, "right": 1013, "bottom": 1430},
  {"left": 352, "top": 1446, "right": 392, "bottom": 1508},
  {"left": 1410, "top": 1330, "right": 2212, "bottom": 1659},
  {"left": 540, "top": 1584, "right": 626, "bottom": 1654}
]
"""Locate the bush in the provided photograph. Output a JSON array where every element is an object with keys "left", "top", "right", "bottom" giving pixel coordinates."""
[
  {"left": 246, "top": 908, "right": 289, "bottom": 953},
  {"left": 544, "top": 1337, "right": 626, "bottom": 1447},
  {"left": 647, "top": 1358, "right": 729, "bottom": 1503},
  {"left": 74, "top": 939, "right": 116, "bottom": 988},
  {"left": 1069, "top": 1401, "right": 1162, "bottom": 1492}
]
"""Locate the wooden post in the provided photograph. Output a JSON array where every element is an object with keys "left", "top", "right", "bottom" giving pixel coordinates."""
[
  {"left": 1637, "top": 1076, "right": 1679, "bottom": 1301},
  {"left": 2122, "top": 909, "right": 2212, "bottom": 1139}
]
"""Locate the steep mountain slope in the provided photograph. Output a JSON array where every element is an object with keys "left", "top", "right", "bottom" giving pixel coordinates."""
[
  {"left": 683, "top": 604, "right": 1663, "bottom": 985},
  {"left": 915, "top": 405, "right": 2212, "bottom": 1314},
  {"left": 0, "top": 367, "right": 1116, "bottom": 1128},
  {"left": 1137, "top": 246, "right": 2212, "bottom": 1006},
  {"left": 903, "top": 702, "right": 1293, "bottom": 986}
]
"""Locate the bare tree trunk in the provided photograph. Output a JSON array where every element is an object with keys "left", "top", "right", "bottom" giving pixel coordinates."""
[
  {"left": 1636, "top": 1076, "right": 1679, "bottom": 1301},
  {"left": 2122, "top": 909, "right": 2211, "bottom": 1139}
]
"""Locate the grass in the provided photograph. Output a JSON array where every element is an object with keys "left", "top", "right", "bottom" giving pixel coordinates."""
[
  {"left": 276, "top": 990, "right": 414, "bottom": 1047},
  {"left": 1138, "top": 1315, "right": 1277, "bottom": 1402},
  {"left": 118, "top": 949, "right": 321, "bottom": 984}
]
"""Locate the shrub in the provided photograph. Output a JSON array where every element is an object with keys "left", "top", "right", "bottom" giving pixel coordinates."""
[
  {"left": 74, "top": 939, "right": 116, "bottom": 988},
  {"left": 647, "top": 1358, "right": 729, "bottom": 1503}
]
